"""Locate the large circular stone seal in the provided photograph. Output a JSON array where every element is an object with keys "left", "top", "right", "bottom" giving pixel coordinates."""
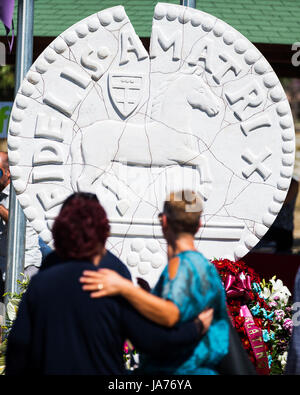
[{"left": 8, "top": 3, "right": 295, "bottom": 286}]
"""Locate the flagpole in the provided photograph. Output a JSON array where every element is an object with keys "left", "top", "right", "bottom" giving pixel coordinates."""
[{"left": 5, "top": 0, "right": 34, "bottom": 300}]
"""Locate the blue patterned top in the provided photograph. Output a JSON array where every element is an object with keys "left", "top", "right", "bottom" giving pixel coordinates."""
[{"left": 139, "top": 250, "right": 229, "bottom": 375}]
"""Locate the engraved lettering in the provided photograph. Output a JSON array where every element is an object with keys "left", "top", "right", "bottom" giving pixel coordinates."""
[
  {"left": 242, "top": 148, "right": 272, "bottom": 181},
  {"left": 225, "top": 80, "right": 264, "bottom": 121},
  {"left": 186, "top": 37, "right": 214, "bottom": 72},
  {"left": 37, "top": 189, "right": 70, "bottom": 211},
  {"left": 60, "top": 66, "right": 91, "bottom": 89},
  {"left": 150, "top": 26, "right": 182, "bottom": 61},
  {"left": 241, "top": 114, "right": 272, "bottom": 136},
  {"left": 213, "top": 52, "right": 242, "bottom": 84},
  {"left": 32, "top": 169, "right": 64, "bottom": 183},
  {"left": 43, "top": 92, "right": 82, "bottom": 117},
  {"left": 44, "top": 65, "right": 90, "bottom": 117},
  {"left": 35, "top": 113, "right": 64, "bottom": 142},
  {"left": 120, "top": 29, "right": 148, "bottom": 65},
  {"left": 33, "top": 142, "right": 64, "bottom": 166},
  {"left": 81, "top": 45, "right": 109, "bottom": 81}
]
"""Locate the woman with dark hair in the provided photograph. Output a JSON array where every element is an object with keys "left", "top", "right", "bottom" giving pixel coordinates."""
[
  {"left": 39, "top": 192, "right": 129, "bottom": 278},
  {"left": 53, "top": 192, "right": 109, "bottom": 260},
  {"left": 80, "top": 190, "right": 255, "bottom": 375},
  {"left": 5, "top": 192, "right": 213, "bottom": 375}
]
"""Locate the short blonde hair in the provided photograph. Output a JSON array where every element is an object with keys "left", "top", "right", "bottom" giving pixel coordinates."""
[{"left": 163, "top": 190, "right": 203, "bottom": 235}]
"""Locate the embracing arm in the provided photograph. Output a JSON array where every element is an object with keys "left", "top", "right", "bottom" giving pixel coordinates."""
[
  {"left": 119, "top": 279, "right": 180, "bottom": 327},
  {"left": 80, "top": 269, "right": 180, "bottom": 327},
  {"left": 121, "top": 301, "right": 209, "bottom": 356}
]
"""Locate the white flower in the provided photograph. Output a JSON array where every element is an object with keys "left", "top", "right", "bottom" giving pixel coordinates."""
[
  {"left": 278, "top": 351, "right": 288, "bottom": 368},
  {"left": 6, "top": 302, "right": 16, "bottom": 321},
  {"left": 124, "top": 355, "right": 131, "bottom": 370},
  {"left": 262, "top": 287, "right": 271, "bottom": 299},
  {"left": 133, "top": 353, "right": 139, "bottom": 364},
  {"left": 6, "top": 298, "right": 20, "bottom": 322},
  {"left": 269, "top": 279, "right": 291, "bottom": 304},
  {"left": 270, "top": 278, "right": 284, "bottom": 291}
]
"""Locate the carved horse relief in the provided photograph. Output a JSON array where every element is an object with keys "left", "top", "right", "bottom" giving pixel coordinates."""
[{"left": 70, "top": 69, "right": 221, "bottom": 214}]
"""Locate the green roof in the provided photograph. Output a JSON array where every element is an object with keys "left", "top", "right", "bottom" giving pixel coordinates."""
[{"left": 1, "top": 0, "right": 300, "bottom": 44}]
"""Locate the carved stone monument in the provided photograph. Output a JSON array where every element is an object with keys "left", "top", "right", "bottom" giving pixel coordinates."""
[{"left": 7, "top": 3, "right": 295, "bottom": 286}]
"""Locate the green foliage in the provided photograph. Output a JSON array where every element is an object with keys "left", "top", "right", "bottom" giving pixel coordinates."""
[{"left": 0, "top": 65, "right": 15, "bottom": 101}]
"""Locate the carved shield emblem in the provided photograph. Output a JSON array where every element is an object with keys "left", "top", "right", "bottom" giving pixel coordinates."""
[{"left": 108, "top": 73, "right": 144, "bottom": 118}]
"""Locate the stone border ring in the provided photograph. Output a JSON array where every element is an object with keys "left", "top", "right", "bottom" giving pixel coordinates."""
[{"left": 98, "top": 283, "right": 104, "bottom": 290}]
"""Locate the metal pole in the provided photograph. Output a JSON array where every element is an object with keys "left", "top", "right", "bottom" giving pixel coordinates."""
[
  {"left": 5, "top": 0, "right": 34, "bottom": 299},
  {"left": 180, "top": 0, "right": 196, "bottom": 7}
]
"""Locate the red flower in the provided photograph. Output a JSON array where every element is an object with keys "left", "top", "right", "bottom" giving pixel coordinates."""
[
  {"left": 242, "top": 338, "right": 251, "bottom": 350},
  {"left": 234, "top": 316, "right": 245, "bottom": 329},
  {"left": 228, "top": 303, "right": 241, "bottom": 316},
  {"left": 213, "top": 260, "right": 227, "bottom": 269}
]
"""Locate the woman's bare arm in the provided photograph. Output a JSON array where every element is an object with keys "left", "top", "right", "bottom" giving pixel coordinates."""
[{"left": 80, "top": 269, "right": 180, "bottom": 327}]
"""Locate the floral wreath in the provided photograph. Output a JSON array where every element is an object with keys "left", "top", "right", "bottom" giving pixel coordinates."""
[{"left": 211, "top": 258, "right": 293, "bottom": 375}]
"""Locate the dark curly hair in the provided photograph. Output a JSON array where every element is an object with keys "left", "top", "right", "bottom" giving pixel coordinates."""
[{"left": 52, "top": 192, "right": 110, "bottom": 261}]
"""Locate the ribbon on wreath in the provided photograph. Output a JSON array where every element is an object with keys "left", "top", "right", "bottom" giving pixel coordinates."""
[
  {"left": 223, "top": 273, "right": 269, "bottom": 375},
  {"left": 224, "top": 272, "right": 252, "bottom": 301},
  {"left": 240, "top": 305, "right": 270, "bottom": 375}
]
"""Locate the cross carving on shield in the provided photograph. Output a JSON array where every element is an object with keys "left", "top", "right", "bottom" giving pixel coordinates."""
[{"left": 108, "top": 73, "right": 144, "bottom": 118}]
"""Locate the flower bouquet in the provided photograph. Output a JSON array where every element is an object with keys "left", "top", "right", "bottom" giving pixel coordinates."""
[
  {"left": 0, "top": 274, "right": 29, "bottom": 375},
  {"left": 211, "top": 258, "right": 293, "bottom": 375},
  {"left": 123, "top": 340, "right": 139, "bottom": 371},
  {"left": 252, "top": 276, "right": 293, "bottom": 374}
]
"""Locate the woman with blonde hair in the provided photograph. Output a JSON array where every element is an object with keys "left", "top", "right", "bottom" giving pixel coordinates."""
[{"left": 80, "top": 190, "right": 248, "bottom": 374}]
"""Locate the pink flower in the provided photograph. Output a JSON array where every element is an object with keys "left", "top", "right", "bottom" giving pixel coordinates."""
[
  {"left": 275, "top": 309, "right": 285, "bottom": 321},
  {"left": 268, "top": 300, "right": 277, "bottom": 307},
  {"left": 283, "top": 318, "right": 293, "bottom": 334},
  {"left": 269, "top": 301, "right": 278, "bottom": 308},
  {"left": 123, "top": 341, "right": 129, "bottom": 354}
]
